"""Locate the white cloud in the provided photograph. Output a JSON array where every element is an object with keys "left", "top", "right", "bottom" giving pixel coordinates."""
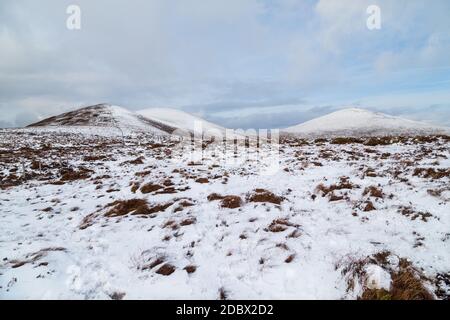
[{"left": 0, "top": 0, "right": 449, "bottom": 128}]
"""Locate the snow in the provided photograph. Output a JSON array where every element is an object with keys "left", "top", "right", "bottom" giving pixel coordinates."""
[
  {"left": 365, "top": 265, "right": 391, "bottom": 291},
  {"left": 26, "top": 104, "right": 170, "bottom": 136},
  {"left": 0, "top": 129, "right": 448, "bottom": 300},
  {"left": 137, "top": 108, "right": 226, "bottom": 137},
  {"left": 107, "top": 105, "right": 168, "bottom": 134},
  {"left": 19, "top": 126, "right": 157, "bottom": 138},
  {"left": 27, "top": 104, "right": 229, "bottom": 138},
  {"left": 284, "top": 108, "right": 450, "bottom": 137}
]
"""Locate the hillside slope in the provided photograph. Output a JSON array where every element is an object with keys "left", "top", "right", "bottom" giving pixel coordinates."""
[
  {"left": 137, "top": 108, "right": 226, "bottom": 137},
  {"left": 284, "top": 108, "right": 449, "bottom": 137},
  {"left": 27, "top": 104, "right": 174, "bottom": 135}
]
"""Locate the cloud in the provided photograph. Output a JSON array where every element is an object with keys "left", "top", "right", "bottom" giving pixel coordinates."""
[
  {"left": 0, "top": 0, "right": 449, "bottom": 128},
  {"left": 14, "top": 112, "right": 39, "bottom": 127},
  {"left": 0, "top": 120, "right": 14, "bottom": 128},
  {"left": 207, "top": 105, "right": 339, "bottom": 129}
]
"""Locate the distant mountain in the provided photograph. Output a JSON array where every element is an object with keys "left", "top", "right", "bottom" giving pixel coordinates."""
[
  {"left": 26, "top": 105, "right": 449, "bottom": 138},
  {"left": 284, "top": 108, "right": 449, "bottom": 137},
  {"left": 27, "top": 104, "right": 174, "bottom": 135},
  {"left": 26, "top": 104, "right": 228, "bottom": 137},
  {"left": 137, "top": 108, "right": 226, "bottom": 137}
]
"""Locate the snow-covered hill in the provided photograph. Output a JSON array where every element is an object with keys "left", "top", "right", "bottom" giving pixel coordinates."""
[
  {"left": 27, "top": 104, "right": 173, "bottom": 136},
  {"left": 27, "top": 104, "right": 227, "bottom": 138},
  {"left": 137, "top": 108, "right": 226, "bottom": 137},
  {"left": 284, "top": 108, "right": 449, "bottom": 137}
]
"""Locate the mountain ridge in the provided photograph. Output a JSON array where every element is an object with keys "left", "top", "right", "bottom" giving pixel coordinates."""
[
  {"left": 26, "top": 105, "right": 449, "bottom": 138},
  {"left": 283, "top": 108, "right": 449, "bottom": 137},
  {"left": 27, "top": 104, "right": 178, "bottom": 135},
  {"left": 137, "top": 108, "right": 226, "bottom": 137}
]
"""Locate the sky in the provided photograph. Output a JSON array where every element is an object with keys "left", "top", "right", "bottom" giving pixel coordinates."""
[{"left": 0, "top": 0, "right": 449, "bottom": 129}]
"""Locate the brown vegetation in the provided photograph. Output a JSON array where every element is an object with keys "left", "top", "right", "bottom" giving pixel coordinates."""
[
  {"left": 104, "top": 199, "right": 173, "bottom": 217},
  {"left": 316, "top": 176, "right": 356, "bottom": 197},
  {"left": 60, "top": 168, "right": 92, "bottom": 181},
  {"left": 220, "top": 196, "right": 242, "bottom": 209},
  {"left": 105, "top": 199, "right": 149, "bottom": 217},
  {"left": 265, "top": 219, "right": 298, "bottom": 233},
  {"left": 184, "top": 265, "right": 197, "bottom": 274},
  {"left": 247, "top": 189, "right": 283, "bottom": 205},
  {"left": 207, "top": 193, "right": 243, "bottom": 208},
  {"left": 364, "top": 137, "right": 395, "bottom": 146},
  {"left": 331, "top": 137, "right": 363, "bottom": 145},
  {"left": 9, "top": 247, "right": 66, "bottom": 269},
  {"left": 413, "top": 167, "right": 450, "bottom": 180},
  {"left": 363, "top": 186, "right": 384, "bottom": 198},
  {"left": 156, "top": 263, "right": 176, "bottom": 276},
  {"left": 341, "top": 252, "right": 434, "bottom": 300},
  {"left": 285, "top": 254, "right": 295, "bottom": 263},
  {"left": 398, "top": 206, "right": 433, "bottom": 222},
  {"left": 140, "top": 183, "right": 164, "bottom": 194},
  {"left": 180, "top": 217, "right": 196, "bottom": 226},
  {"left": 363, "top": 201, "right": 376, "bottom": 212},
  {"left": 207, "top": 193, "right": 224, "bottom": 201}
]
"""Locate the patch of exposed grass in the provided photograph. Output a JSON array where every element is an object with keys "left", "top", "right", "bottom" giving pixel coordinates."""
[
  {"left": 247, "top": 189, "right": 283, "bottom": 205},
  {"left": 331, "top": 137, "right": 363, "bottom": 145},
  {"left": 398, "top": 206, "right": 433, "bottom": 222},
  {"left": 363, "top": 186, "right": 384, "bottom": 199},
  {"left": 413, "top": 167, "right": 450, "bottom": 180},
  {"left": 220, "top": 196, "right": 242, "bottom": 209},
  {"left": 341, "top": 252, "right": 435, "bottom": 300},
  {"left": 140, "top": 183, "right": 163, "bottom": 194}
]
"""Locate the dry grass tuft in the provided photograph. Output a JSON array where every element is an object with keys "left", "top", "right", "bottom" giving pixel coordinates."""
[
  {"left": 316, "top": 177, "right": 356, "bottom": 197},
  {"left": 184, "top": 265, "right": 197, "bottom": 274},
  {"left": 360, "top": 288, "right": 392, "bottom": 300},
  {"left": 398, "top": 206, "right": 433, "bottom": 222},
  {"left": 219, "top": 288, "right": 228, "bottom": 300},
  {"left": 389, "top": 268, "right": 434, "bottom": 300},
  {"left": 128, "top": 156, "right": 145, "bottom": 165},
  {"left": 247, "top": 189, "right": 283, "bottom": 205},
  {"left": 105, "top": 199, "right": 150, "bottom": 217},
  {"left": 140, "top": 183, "right": 163, "bottom": 194},
  {"left": 364, "top": 137, "right": 395, "bottom": 146},
  {"left": 220, "top": 196, "right": 242, "bottom": 209},
  {"left": 195, "top": 177, "right": 209, "bottom": 184},
  {"left": 331, "top": 137, "right": 363, "bottom": 145},
  {"left": 363, "top": 186, "right": 384, "bottom": 198},
  {"left": 180, "top": 217, "right": 196, "bottom": 226},
  {"left": 413, "top": 167, "right": 450, "bottom": 180},
  {"left": 363, "top": 201, "right": 376, "bottom": 212},
  {"left": 266, "top": 218, "right": 298, "bottom": 233},
  {"left": 156, "top": 263, "right": 176, "bottom": 276},
  {"left": 285, "top": 254, "right": 295, "bottom": 263},
  {"left": 207, "top": 193, "right": 225, "bottom": 201},
  {"left": 342, "top": 252, "right": 435, "bottom": 300},
  {"left": 104, "top": 199, "right": 173, "bottom": 217},
  {"left": 60, "top": 168, "right": 92, "bottom": 181},
  {"left": 9, "top": 247, "right": 66, "bottom": 269},
  {"left": 131, "top": 182, "right": 140, "bottom": 193}
]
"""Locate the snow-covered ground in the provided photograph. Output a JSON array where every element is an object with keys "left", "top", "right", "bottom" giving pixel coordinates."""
[{"left": 0, "top": 129, "right": 449, "bottom": 300}]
